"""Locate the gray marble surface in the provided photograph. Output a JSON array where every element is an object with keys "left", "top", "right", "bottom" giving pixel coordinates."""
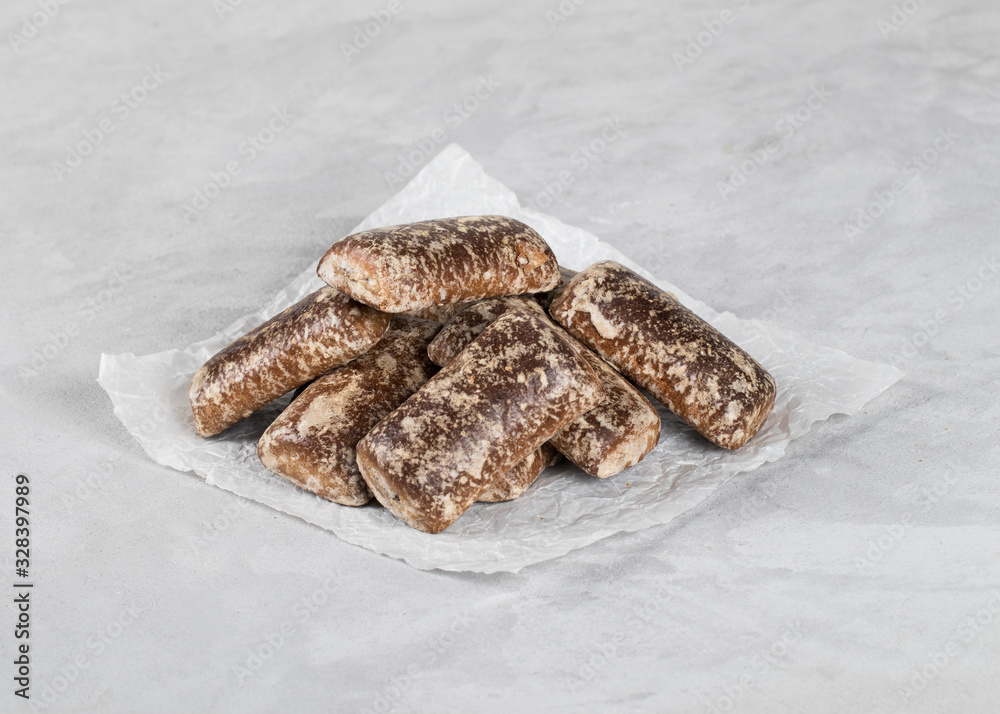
[{"left": 2, "top": 0, "right": 998, "bottom": 712}]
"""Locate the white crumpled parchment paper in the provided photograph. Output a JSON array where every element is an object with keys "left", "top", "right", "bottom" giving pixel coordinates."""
[{"left": 98, "top": 144, "right": 903, "bottom": 574}]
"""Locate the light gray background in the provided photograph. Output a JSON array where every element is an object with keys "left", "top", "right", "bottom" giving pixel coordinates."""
[{"left": 2, "top": 0, "right": 998, "bottom": 712}]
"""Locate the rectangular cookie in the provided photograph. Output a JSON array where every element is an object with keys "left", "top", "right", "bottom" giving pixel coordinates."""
[
  {"left": 356, "top": 308, "right": 605, "bottom": 533},
  {"left": 428, "top": 296, "right": 661, "bottom": 477},
  {"left": 549, "top": 261, "right": 776, "bottom": 450},
  {"left": 412, "top": 265, "right": 572, "bottom": 335},
  {"left": 478, "top": 444, "right": 562, "bottom": 503},
  {"left": 552, "top": 346, "right": 661, "bottom": 478},
  {"left": 317, "top": 216, "right": 561, "bottom": 312},
  {"left": 189, "top": 287, "right": 390, "bottom": 437},
  {"left": 257, "top": 318, "right": 440, "bottom": 506},
  {"left": 426, "top": 296, "right": 545, "bottom": 367}
]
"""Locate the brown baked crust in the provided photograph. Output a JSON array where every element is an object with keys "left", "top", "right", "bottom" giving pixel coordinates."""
[
  {"left": 428, "top": 296, "right": 661, "bottom": 477},
  {"left": 478, "top": 443, "right": 562, "bottom": 503},
  {"left": 426, "top": 296, "right": 548, "bottom": 367},
  {"left": 549, "top": 347, "right": 661, "bottom": 477},
  {"left": 356, "top": 308, "right": 605, "bottom": 533},
  {"left": 256, "top": 318, "right": 440, "bottom": 505},
  {"left": 398, "top": 302, "right": 470, "bottom": 324},
  {"left": 317, "top": 216, "right": 561, "bottom": 312},
  {"left": 189, "top": 287, "right": 391, "bottom": 438},
  {"left": 421, "top": 267, "right": 575, "bottom": 360},
  {"left": 549, "top": 261, "right": 776, "bottom": 450},
  {"left": 535, "top": 266, "right": 578, "bottom": 309}
]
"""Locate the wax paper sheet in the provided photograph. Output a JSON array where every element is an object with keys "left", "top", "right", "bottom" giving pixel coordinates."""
[{"left": 97, "top": 144, "right": 903, "bottom": 574}]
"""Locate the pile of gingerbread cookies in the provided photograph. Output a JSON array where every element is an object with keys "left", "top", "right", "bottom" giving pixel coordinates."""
[{"left": 189, "top": 215, "right": 776, "bottom": 533}]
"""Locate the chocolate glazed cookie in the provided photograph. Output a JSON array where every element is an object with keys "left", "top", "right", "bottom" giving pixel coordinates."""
[
  {"left": 317, "top": 216, "right": 561, "bottom": 312},
  {"left": 479, "top": 444, "right": 563, "bottom": 503},
  {"left": 427, "top": 296, "right": 661, "bottom": 478},
  {"left": 257, "top": 318, "right": 440, "bottom": 506},
  {"left": 189, "top": 287, "right": 390, "bottom": 437},
  {"left": 549, "top": 261, "right": 776, "bottom": 450},
  {"left": 356, "top": 308, "right": 605, "bottom": 533}
]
